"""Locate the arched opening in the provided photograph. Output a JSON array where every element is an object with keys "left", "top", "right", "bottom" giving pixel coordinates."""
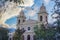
[
  {"left": 46, "top": 16, "right": 47, "bottom": 22},
  {"left": 40, "top": 16, "right": 43, "bottom": 21},
  {"left": 27, "top": 35, "right": 30, "bottom": 40},
  {"left": 10, "top": 38, "right": 11, "bottom": 40},
  {"left": 18, "top": 20, "right": 20, "bottom": 24},
  {"left": 23, "top": 20, "right": 25, "bottom": 22}
]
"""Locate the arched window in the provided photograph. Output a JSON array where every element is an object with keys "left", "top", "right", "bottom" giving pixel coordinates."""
[
  {"left": 28, "top": 27, "right": 30, "bottom": 30},
  {"left": 40, "top": 16, "right": 43, "bottom": 21},
  {"left": 46, "top": 16, "right": 47, "bottom": 22},
  {"left": 27, "top": 35, "right": 30, "bottom": 40},
  {"left": 23, "top": 20, "right": 25, "bottom": 22},
  {"left": 18, "top": 20, "right": 20, "bottom": 24}
]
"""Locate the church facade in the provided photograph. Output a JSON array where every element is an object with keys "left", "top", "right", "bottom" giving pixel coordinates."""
[{"left": 17, "top": 3, "right": 48, "bottom": 40}]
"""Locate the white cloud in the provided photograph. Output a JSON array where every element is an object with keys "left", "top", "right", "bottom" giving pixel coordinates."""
[
  {"left": 52, "top": 13, "right": 59, "bottom": 18},
  {"left": 0, "top": 23, "right": 10, "bottom": 28},
  {"left": 44, "top": 0, "right": 50, "bottom": 5},
  {"left": 19, "top": 0, "right": 34, "bottom": 7},
  {"left": 0, "top": 2, "right": 21, "bottom": 24},
  {"left": 48, "top": 15, "right": 54, "bottom": 23},
  {"left": 0, "top": 0, "right": 34, "bottom": 27},
  {"left": 9, "top": 24, "right": 16, "bottom": 29},
  {"left": 48, "top": 13, "right": 57, "bottom": 24},
  {"left": 25, "top": 6, "right": 39, "bottom": 17},
  {"left": 27, "top": 10, "right": 36, "bottom": 17}
]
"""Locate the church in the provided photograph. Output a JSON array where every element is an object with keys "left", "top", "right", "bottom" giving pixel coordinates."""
[{"left": 17, "top": 3, "right": 48, "bottom": 40}]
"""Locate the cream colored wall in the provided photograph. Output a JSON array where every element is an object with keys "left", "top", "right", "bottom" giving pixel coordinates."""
[
  {"left": 18, "top": 20, "right": 36, "bottom": 40},
  {"left": 38, "top": 13, "right": 48, "bottom": 24},
  {"left": 19, "top": 21, "right": 37, "bottom": 33}
]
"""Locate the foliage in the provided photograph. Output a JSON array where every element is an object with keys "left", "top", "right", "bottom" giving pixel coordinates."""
[
  {"left": 34, "top": 24, "right": 47, "bottom": 40},
  {"left": 0, "top": 27, "right": 9, "bottom": 40},
  {"left": 55, "top": 19, "right": 60, "bottom": 33},
  {"left": 52, "top": 0, "right": 60, "bottom": 33},
  {"left": 5, "top": 0, "right": 24, "bottom": 4},
  {"left": 46, "top": 27, "right": 56, "bottom": 40},
  {"left": 13, "top": 28, "right": 25, "bottom": 40},
  {"left": 34, "top": 24, "right": 56, "bottom": 40},
  {"left": 51, "top": 0, "right": 60, "bottom": 39}
]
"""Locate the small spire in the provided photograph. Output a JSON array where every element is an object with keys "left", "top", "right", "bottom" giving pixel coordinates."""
[{"left": 40, "top": 2, "right": 45, "bottom": 9}]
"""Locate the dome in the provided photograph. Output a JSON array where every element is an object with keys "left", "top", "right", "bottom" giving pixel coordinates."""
[
  {"left": 40, "top": 3, "right": 46, "bottom": 13},
  {"left": 40, "top": 3, "right": 45, "bottom": 9},
  {"left": 17, "top": 10, "right": 26, "bottom": 19},
  {"left": 19, "top": 10, "right": 25, "bottom": 16}
]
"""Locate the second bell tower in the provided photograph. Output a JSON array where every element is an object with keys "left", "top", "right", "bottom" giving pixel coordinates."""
[{"left": 38, "top": 3, "right": 48, "bottom": 25}]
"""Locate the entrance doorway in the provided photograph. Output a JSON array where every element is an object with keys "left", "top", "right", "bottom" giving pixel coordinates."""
[{"left": 27, "top": 35, "right": 30, "bottom": 40}]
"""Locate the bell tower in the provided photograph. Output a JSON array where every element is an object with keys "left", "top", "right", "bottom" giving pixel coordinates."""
[
  {"left": 17, "top": 10, "right": 26, "bottom": 25},
  {"left": 38, "top": 3, "right": 48, "bottom": 25}
]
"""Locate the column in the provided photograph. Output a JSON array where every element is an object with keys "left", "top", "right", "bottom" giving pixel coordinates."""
[
  {"left": 30, "top": 35, "right": 33, "bottom": 40},
  {"left": 24, "top": 35, "right": 27, "bottom": 40}
]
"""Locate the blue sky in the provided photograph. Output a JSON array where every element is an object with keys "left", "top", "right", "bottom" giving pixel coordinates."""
[{"left": 5, "top": 0, "right": 55, "bottom": 26}]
